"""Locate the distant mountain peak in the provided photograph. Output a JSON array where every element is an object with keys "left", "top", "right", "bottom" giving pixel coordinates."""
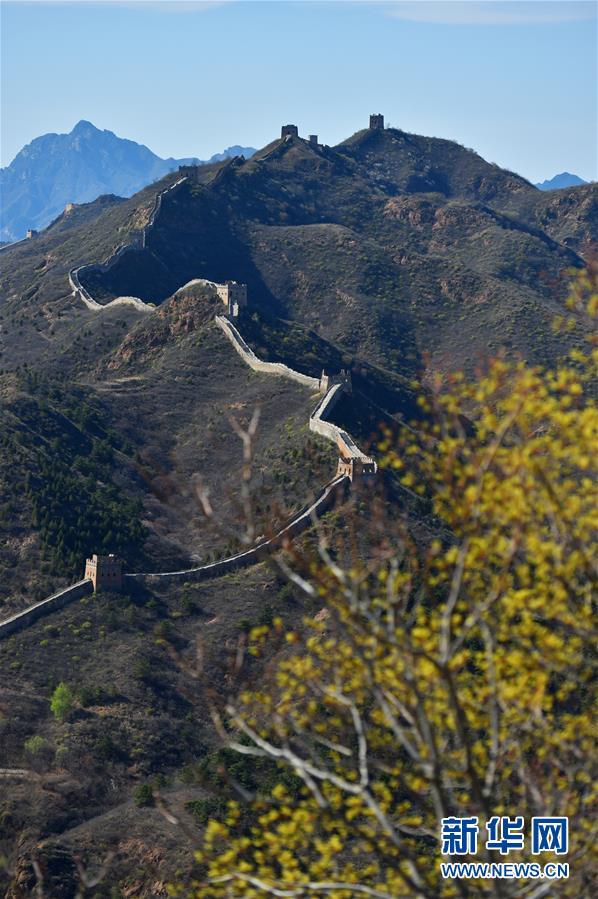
[
  {"left": 0, "top": 123, "right": 256, "bottom": 243},
  {"left": 70, "top": 119, "right": 103, "bottom": 138},
  {"left": 207, "top": 144, "right": 257, "bottom": 163},
  {"left": 536, "top": 172, "right": 588, "bottom": 191}
]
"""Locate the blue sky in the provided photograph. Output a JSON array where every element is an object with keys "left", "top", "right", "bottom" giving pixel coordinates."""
[{"left": 1, "top": 1, "right": 596, "bottom": 182}]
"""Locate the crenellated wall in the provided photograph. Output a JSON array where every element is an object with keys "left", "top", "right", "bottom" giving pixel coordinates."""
[
  {"left": 125, "top": 475, "right": 347, "bottom": 585},
  {"left": 0, "top": 579, "right": 93, "bottom": 640},
  {"left": 217, "top": 315, "right": 376, "bottom": 474},
  {"left": 68, "top": 176, "right": 189, "bottom": 312},
  {"left": 215, "top": 315, "right": 321, "bottom": 390}
]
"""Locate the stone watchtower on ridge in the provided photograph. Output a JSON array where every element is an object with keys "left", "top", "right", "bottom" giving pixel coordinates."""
[
  {"left": 369, "top": 114, "right": 385, "bottom": 130},
  {"left": 178, "top": 164, "right": 202, "bottom": 183},
  {"left": 319, "top": 368, "right": 352, "bottom": 395},
  {"left": 85, "top": 554, "right": 123, "bottom": 592},
  {"left": 281, "top": 124, "right": 299, "bottom": 139},
  {"left": 216, "top": 281, "right": 248, "bottom": 317}
]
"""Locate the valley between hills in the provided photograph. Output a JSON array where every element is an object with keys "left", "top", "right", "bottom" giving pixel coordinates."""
[{"left": 0, "top": 119, "right": 596, "bottom": 897}]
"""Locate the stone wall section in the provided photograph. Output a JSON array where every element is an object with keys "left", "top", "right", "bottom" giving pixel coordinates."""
[
  {"left": 0, "top": 237, "right": 29, "bottom": 253},
  {"left": 0, "top": 580, "right": 93, "bottom": 640},
  {"left": 215, "top": 315, "right": 320, "bottom": 390},
  {"left": 309, "top": 386, "right": 376, "bottom": 470},
  {"left": 216, "top": 315, "right": 375, "bottom": 472},
  {"left": 309, "top": 383, "right": 345, "bottom": 441},
  {"left": 126, "top": 474, "right": 347, "bottom": 586},
  {"left": 68, "top": 176, "right": 188, "bottom": 313}
]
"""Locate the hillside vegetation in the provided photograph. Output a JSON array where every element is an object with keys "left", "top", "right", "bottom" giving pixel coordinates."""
[{"left": 0, "top": 123, "right": 595, "bottom": 897}]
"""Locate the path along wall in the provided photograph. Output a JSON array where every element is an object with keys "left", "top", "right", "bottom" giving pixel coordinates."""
[
  {"left": 0, "top": 579, "right": 93, "bottom": 640},
  {"left": 125, "top": 474, "right": 347, "bottom": 586}
]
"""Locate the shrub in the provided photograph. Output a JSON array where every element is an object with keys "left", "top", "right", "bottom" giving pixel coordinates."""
[
  {"left": 24, "top": 735, "right": 47, "bottom": 757},
  {"left": 133, "top": 783, "right": 154, "bottom": 807},
  {"left": 50, "top": 682, "right": 74, "bottom": 721}
]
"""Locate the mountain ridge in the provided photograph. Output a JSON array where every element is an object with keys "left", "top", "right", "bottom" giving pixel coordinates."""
[
  {"left": 0, "top": 120, "right": 256, "bottom": 242},
  {"left": 2, "top": 123, "right": 595, "bottom": 389},
  {"left": 0, "top": 122, "right": 595, "bottom": 895},
  {"left": 535, "top": 171, "right": 588, "bottom": 191}
]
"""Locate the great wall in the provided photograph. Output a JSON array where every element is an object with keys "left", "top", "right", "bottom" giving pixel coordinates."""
[
  {"left": 0, "top": 307, "right": 376, "bottom": 639},
  {"left": 0, "top": 121, "right": 383, "bottom": 641},
  {"left": 68, "top": 175, "right": 189, "bottom": 313}
]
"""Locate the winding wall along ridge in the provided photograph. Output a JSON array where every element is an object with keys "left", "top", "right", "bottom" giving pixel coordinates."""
[
  {"left": 68, "top": 176, "right": 188, "bottom": 313},
  {"left": 126, "top": 474, "right": 347, "bottom": 585},
  {"left": 0, "top": 161, "right": 376, "bottom": 635},
  {"left": 216, "top": 315, "right": 375, "bottom": 469},
  {"left": 215, "top": 315, "right": 320, "bottom": 390},
  {"left": 0, "top": 324, "right": 354, "bottom": 631},
  {"left": 310, "top": 387, "right": 375, "bottom": 468}
]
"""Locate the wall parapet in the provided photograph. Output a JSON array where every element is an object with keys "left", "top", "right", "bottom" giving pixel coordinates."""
[
  {"left": 125, "top": 475, "right": 348, "bottom": 585},
  {"left": 215, "top": 315, "right": 320, "bottom": 390},
  {"left": 0, "top": 579, "right": 93, "bottom": 641},
  {"left": 69, "top": 176, "right": 188, "bottom": 312},
  {"left": 216, "top": 315, "right": 377, "bottom": 479}
]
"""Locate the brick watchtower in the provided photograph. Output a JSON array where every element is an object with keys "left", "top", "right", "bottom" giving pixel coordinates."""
[
  {"left": 281, "top": 124, "right": 299, "bottom": 139},
  {"left": 319, "top": 368, "right": 352, "bottom": 395},
  {"left": 85, "top": 554, "right": 123, "bottom": 592},
  {"left": 216, "top": 281, "right": 248, "bottom": 317},
  {"left": 369, "top": 114, "right": 385, "bottom": 130}
]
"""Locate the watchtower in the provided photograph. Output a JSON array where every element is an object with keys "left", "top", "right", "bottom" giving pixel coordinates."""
[
  {"left": 216, "top": 280, "right": 248, "bottom": 317},
  {"left": 337, "top": 456, "right": 377, "bottom": 482},
  {"left": 178, "top": 164, "right": 202, "bottom": 183},
  {"left": 84, "top": 554, "right": 123, "bottom": 592},
  {"left": 26, "top": 229, "right": 38, "bottom": 239},
  {"left": 309, "top": 134, "right": 318, "bottom": 146},
  {"left": 281, "top": 124, "right": 299, "bottom": 139},
  {"left": 369, "top": 114, "right": 385, "bottom": 131},
  {"left": 319, "top": 368, "right": 352, "bottom": 395}
]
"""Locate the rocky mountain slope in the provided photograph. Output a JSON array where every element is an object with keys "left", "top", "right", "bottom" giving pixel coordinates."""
[
  {"left": 1, "top": 120, "right": 594, "bottom": 603},
  {"left": 0, "top": 120, "right": 255, "bottom": 242},
  {"left": 0, "top": 121, "right": 595, "bottom": 897},
  {"left": 3, "top": 123, "right": 594, "bottom": 381}
]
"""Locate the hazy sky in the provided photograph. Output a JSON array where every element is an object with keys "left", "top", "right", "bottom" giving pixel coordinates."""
[{"left": 1, "top": 1, "right": 596, "bottom": 182}]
